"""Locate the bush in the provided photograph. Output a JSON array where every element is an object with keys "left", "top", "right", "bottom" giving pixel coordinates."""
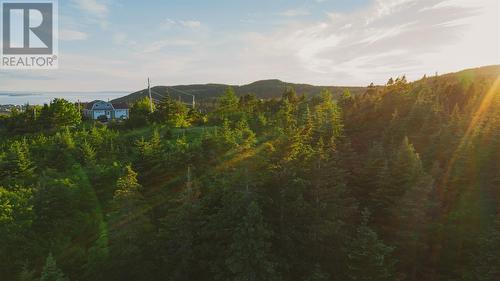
[{"left": 97, "top": 115, "right": 108, "bottom": 123}]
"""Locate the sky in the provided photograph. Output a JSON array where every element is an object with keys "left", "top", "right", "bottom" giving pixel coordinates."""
[{"left": 0, "top": 0, "right": 499, "bottom": 92}]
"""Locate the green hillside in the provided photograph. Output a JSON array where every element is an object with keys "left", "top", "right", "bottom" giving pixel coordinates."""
[{"left": 112, "top": 79, "right": 367, "bottom": 104}]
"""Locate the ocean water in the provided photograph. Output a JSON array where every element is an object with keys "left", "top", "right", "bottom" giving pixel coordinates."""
[{"left": 0, "top": 91, "right": 129, "bottom": 105}]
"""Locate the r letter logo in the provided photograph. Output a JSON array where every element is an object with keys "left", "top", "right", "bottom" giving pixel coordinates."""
[{"left": 1, "top": 1, "right": 58, "bottom": 69}]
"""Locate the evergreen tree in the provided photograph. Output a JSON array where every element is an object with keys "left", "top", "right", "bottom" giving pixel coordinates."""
[
  {"left": 234, "top": 118, "right": 257, "bottom": 150},
  {"left": 42, "top": 99, "right": 81, "bottom": 128},
  {"left": 19, "top": 263, "right": 35, "bottom": 281},
  {"left": 213, "top": 87, "right": 240, "bottom": 122},
  {"left": 0, "top": 139, "right": 34, "bottom": 182},
  {"left": 107, "top": 166, "right": 154, "bottom": 281},
  {"left": 473, "top": 216, "right": 500, "bottom": 281},
  {"left": 314, "top": 90, "right": 343, "bottom": 141},
  {"left": 347, "top": 210, "right": 394, "bottom": 281},
  {"left": 276, "top": 98, "right": 296, "bottom": 133},
  {"left": 306, "top": 264, "right": 329, "bottom": 281},
  {"left": 341, "top": 88, "right": 353, "bottom": 107},
  {"left": 127, "top": 97, "right": 152, "bottom": 128},
  {"left": 226, "top": 201, "right": 280, "bottom": 281},
  {"left": 0, "top": 187, "right": 33, "bottom": 279},
  {"left": 40, "top": 254, "right": 69, "bottom": 281},
  {"left": 80, "top": 141, "right": 96, "bottom": 166}
]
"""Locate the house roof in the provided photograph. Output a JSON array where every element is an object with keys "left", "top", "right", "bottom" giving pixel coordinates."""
[
  {"left": 83, "top": 100, "right": 129, "bottom": 110},
  {"left": 112, "top": 102, "right": 129, "bottom": 109},
  {"left": 84, "top": 101, "right": 98, "bottom": 110}
]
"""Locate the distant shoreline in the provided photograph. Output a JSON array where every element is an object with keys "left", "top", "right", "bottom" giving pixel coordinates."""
[{"left": 0, "top": 91, "right": 129, "bottom": 105}]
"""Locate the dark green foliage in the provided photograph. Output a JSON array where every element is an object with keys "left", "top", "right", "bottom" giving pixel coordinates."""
[
  {"left": 473, "top": 216, "right": 500, "bottom": 281},
  {"left": 113, "top": 80, "right": 366, "bottom": 106},
  {"left": 106, "top": 166, "right": 154, "bottom": 281},
  {"left": 40, "top": 254, "right": 69, "bottom": 281},
  {"left": 0, "top": 66, "right": 499, "bottom": 281},
  {"left": 225, "top": 201, "right": 280, "bottom": 281},
  {"left": 39, "top": 99, "right": 81, "bottom": 129},
  {"left": 347, "top": 211, "right": 394, "bottom": 281},
  {"left": 126, "top": 97, "right": 152, "bottom": 128}
]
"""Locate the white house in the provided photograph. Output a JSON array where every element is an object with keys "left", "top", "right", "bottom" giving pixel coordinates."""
[{"left": 83, "top": 100, "right": 129, "bottom": 120}]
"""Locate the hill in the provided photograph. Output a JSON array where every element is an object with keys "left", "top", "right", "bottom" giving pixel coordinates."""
[{"left": 111, "top": 79, "right": 367, "bottom": 104}]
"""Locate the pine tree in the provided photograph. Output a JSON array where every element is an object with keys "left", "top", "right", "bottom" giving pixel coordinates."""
[
  {"left": 80, "top": 141, "right": 96, "bottom": 165},
  {"left": 40, "top": 254, "right": 69, "bottom": 281},
  {"left": 107, "top": 166, "right": 153, "bottom": 280},
  {"left": 214, "top": 87, "right": 240, "bottom": 122},
  {"left": 393, "top": 173, "right": 434, "bottom": 280},
  {"left": 341, "top": 88, "right": 353, "bottom": 107},
  {"left": 234, "top": 118, "right": 257, "bottom": 149},
  {"left": 473, "top": 216, "right": 500, "bottom": 281},
  {"left": 157, "top": 196, "right": 199, "bottom": 281},
  {"left": 84, "top": 221, "right": 109, "bottom": 281},
  {"left": 347, "top": 210, "right": 394, "bottom": 281},
  {"left": 306, "top": 264, "right": 329, "bottom": 281},
  {"left": 19, "top": 263, "right": 35, "bottom": 281},
  {"left": 1, "top": 139, "right": 34, "bottom": 180},
  {"left": 314, "top": 90, "right": 343, "bottom": 141},
  {"left": 277, "top": 98, "right": 296, "bottom": 133},
  {"left": 300, "top": 105, "right": 314, "bottom": 141},
  {"left": 392, "top": 137, "right": 423, "bottom": 191},
  {"left": 219, "top": 118, "right": 237, "bottom": 148},
  {"left": 226, "top": 201, "right": 280, "bottom": 281},
  {"left": 44, "top": 99, "right": 81, "bottom": 129}
]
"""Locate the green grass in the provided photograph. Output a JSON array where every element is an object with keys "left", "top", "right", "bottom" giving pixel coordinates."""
[
  {"left": 171, "top": 126, "right": 217, "bottom": 140},
  {"left": 120, "top": 125, "right": 218, "bottom": 142}
]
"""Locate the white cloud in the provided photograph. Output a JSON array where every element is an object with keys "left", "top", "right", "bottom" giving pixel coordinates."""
[
  {"left": 142, "top": 39, "right": 198, "bottom": 53},
  {"left": 2, "top": 0, "right": 498, "bottom": 92},
  {"left": 113, "top": 32, "right": 127, "bottom": 44},
  {"left": 279, "top": 8, "right": 310, "bottom": 17},
  {"left": 71, "top": 0, "right": 108, "bottom": 18},
  {"left": 70, "top": 0, "right": 110, "bottom": 28},
  {"left": 161, "top": 19, "right": 202, "bottom": 29},
  {"left": 238, "top": 0, "right": 499, "bottom": 85},
  {"left": 179, "top": 20, "right": 202, "bottom": 28},
  {"left": 60, "top": 29, "right": 88, "bottom": 41}
]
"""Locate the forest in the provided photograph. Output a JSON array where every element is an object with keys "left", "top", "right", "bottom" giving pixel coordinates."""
[{"left": 0, "top": 66, "right": 499, "bottom": 281}]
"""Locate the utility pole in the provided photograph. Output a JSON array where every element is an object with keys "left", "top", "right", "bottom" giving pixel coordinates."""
[
  {"left": 148, "top": 78, "right": 153, "bottom": 113},
  {"left": 33, "top": 107, "right": 37, "bottom": 121}
]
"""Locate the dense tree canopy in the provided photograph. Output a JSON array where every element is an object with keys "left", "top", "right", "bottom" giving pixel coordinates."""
[{"left": 0, "top": 66, "right": 499, "bottom": 281}]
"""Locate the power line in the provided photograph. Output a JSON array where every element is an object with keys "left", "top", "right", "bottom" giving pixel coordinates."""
[
  {"left": 165, "top": 86, "right": 196, "bottom": 108},
  {"left": 150, "top": 89, "right": 194, "bottom": 107}
]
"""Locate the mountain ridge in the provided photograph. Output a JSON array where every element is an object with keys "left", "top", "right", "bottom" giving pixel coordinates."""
[
  {"left": 112, "top": 65, "right": 500, "bottom": 105},
  {"left": 111, "top": 79, "right": 367, "bottom": 104}
]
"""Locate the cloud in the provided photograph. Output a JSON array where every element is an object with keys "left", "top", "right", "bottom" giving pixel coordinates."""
[
  {"left": 60, "top": 29, "right": 88, "bottom": 41},
  {"left": 71, "top": 0, "right": 108, "bottom": 18},
  {"left": 279, "top": 8, "right": 310, "bottom": 17},
  {"left": 161, "top": 19, "right": 202, "bottom": 29},
  {"left": 113, "top": 32, "right": 127, "bottom": 44},
  {"left": 179, "top": 20, "right": 202, "bottom": 28},
  {"left": 70, "top": 0, "right": 109, "bottom": 28},
  {"left": 2, "top": 0, "right": 498, "bottom": 92},
  {"left": 238, "top": 0, "right": 498, "bottom": 85},
  {"left": 142, "top": 39, "right": 198, "bottom": 54}
]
